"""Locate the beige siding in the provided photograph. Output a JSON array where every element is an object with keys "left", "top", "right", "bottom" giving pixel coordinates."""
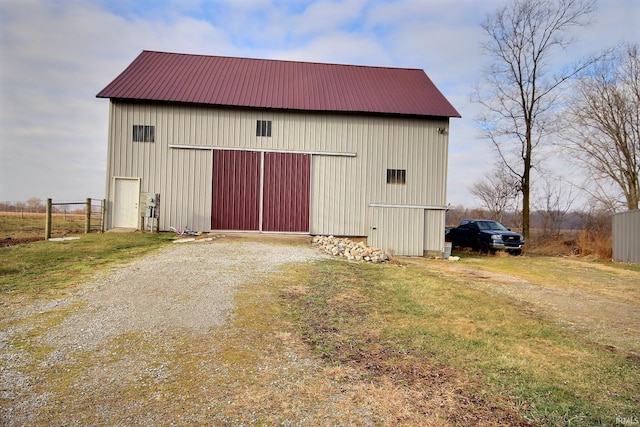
[
  {"left": 368, "top": 207, "right": 425, "bottom": 256},
  {"left": 105, "top": 101, "right": 450, "bottom": 254},
  {"left": 310, "top": 154, "right": 367, "bottom": 235},
  {"left": 424, "top": 209, "right": 447, "bottom": 255},
  {"left": 613, "top": 210, "right": 640, "bottom": 264},
  {"left": 167, "top": 148, "right": 213, "bottom": 231}
]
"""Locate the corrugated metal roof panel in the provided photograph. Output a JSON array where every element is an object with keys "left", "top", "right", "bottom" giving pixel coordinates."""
[{"left": 97, "top": 50, "right": 461, "bottom": 118}]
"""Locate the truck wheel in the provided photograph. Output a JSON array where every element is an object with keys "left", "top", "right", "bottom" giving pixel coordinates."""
[{"left": 480, "top": 242, "right": 490, "bottom": 253}]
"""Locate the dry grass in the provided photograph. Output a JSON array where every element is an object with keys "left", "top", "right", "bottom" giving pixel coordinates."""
[
  {"left": 2, "top": 235, "right": 638, "bottom": 426},
  {"left": 0, "top": 211, "right": 103, "bottom": 244},
  {"left": 525, "top": 229, "right": 613, "bottom": 259},
  {"left": 287, "top": 258, "right": 640, "bottom": 425},
  {"left": 282, "top": 261, "right": 529, "bottom": 426}
]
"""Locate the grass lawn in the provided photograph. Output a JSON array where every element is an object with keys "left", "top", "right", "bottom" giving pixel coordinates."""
[
  {"left": 285, "top": 256, "right": 640, "bottom": 425},
  {"left": 0, "top": 232, "right": 174, "bottom": 295},
  {"left": 1, "top": 234, "right": 638, "bottom": 425},
  {"left": 0, "top": 211, "right": 103, "bottom": 241}
]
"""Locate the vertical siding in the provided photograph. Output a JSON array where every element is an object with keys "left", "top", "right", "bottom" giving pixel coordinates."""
[
  {"left": 364, "top": 117, "right": 449, "bottom": 207},
  {"left": 105, "top": 102, "right": 213, "bottom": 231},
  {"left": 424, "top": 209, "right": 446, "bottom": 254},
  {"left": 309, "top": 115, "right": 449, "bottom": 237},
  {"left": 612, "top": 210, "right": 640, "bottom": 264},
  {"left": 368, "top": 207, "right": 424, "bottom": 256},
  {"left": 167, "top": 148, "right": 212, "bottom": 231},
  {"left": 310, "top": 153, "right": 366, "bottom": 235},
  {"left": 105, "top": 101, "right": 450, "bottom": 249}
]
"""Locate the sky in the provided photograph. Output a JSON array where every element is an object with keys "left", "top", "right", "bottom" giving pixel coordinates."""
[{"left": 0, "top": 0, "right": 638, "bottom": 208}]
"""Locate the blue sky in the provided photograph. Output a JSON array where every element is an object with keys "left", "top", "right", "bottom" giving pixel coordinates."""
[{"left": 1, "top": 0, "right": 638, "bottom": 207}]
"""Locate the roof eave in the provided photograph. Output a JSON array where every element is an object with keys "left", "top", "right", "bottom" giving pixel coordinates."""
[{"left": 96, "top": 96, "right": 460, "bottom": 119}]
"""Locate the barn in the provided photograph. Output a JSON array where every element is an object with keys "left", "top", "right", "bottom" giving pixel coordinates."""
[{"left": 96, "top": 50, "right": 460, "bottom": 256}]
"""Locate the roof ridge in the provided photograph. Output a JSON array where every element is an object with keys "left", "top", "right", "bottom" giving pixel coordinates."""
[{"left": 139, "top": 50, "right": 424, "bottom": 72}]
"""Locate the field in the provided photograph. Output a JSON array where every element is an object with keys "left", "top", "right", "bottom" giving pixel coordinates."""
[
  {"left": 0, "top": 210, "right": 103, "bottom": 245},
  {"left": 286, "top": 255, "right": 639, "bottom": 425},
  {"left": 1, "top": 233, "right": 639, "bottom": 425}
]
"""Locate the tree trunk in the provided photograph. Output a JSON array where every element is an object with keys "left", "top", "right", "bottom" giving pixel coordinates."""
[{"left": 522, "top": 152, "right": 531, "bottom": 239}]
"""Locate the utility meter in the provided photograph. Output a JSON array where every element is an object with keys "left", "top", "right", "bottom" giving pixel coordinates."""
[
  {"left": 141, "top": 192, "right": 157, "bottom": 208},
  {"left": 141, "top": 193, "right": 160, "bottom": 228}
]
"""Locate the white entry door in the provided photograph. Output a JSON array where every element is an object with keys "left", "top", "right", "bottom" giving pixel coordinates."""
[{"left": 113, "top": 177, "right": 140, "bottom": 228}]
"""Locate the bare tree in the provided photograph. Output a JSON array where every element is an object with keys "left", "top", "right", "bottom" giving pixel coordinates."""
[
  {"left": 533, "top": 176, "right": 576, "bottom": 237},
  {"left": 469, "top": 169, "right": 519, "bottom": 221},
  {"left": 562, "top": 43, "right": 640, "bottom": 211},
  {"left": 25, "top": 197, "right": 43, "bottom": 213},
  {"left": 473, "top": 0, "right": 598, "bottom": 238},
  {"left": 445, "top": 205, "right": 492, "bottom": 227}
]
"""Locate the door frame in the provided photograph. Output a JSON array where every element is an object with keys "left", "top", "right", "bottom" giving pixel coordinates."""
[{"left": 112, "top": 177, "right": 141, "bottom": 229}]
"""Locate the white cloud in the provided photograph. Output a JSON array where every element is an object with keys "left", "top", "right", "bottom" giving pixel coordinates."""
[
  {"left": 0, "top": 0, "right": 638, "bottom": 207},
  {"left": 289, "top": 0, "right": 368, "bottom": 36},
  {"left": 273, "top": 31, "right": 390, "bottom": 65},
  {"left": 0, "top": 0, "right": 233, "bottom": 201}
]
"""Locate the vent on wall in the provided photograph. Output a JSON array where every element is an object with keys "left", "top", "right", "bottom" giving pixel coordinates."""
[
  {"left": 256, "top": 120, "right": 272, "bottom": 137},
  {"left": 386, "top": 169, "right": 406, "bottom": 184}
]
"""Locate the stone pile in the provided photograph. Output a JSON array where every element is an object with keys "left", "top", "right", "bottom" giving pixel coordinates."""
[{"left": 312, "top": 235, "right": 391, "bottom": 263}]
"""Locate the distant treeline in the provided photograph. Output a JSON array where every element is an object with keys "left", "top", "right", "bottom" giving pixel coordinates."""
[
  {"left": 446, "top": 206, "right": 611, "bottom": 236},
  {"left": 0, "top": 199, "right": 85, "bottom": 215}
]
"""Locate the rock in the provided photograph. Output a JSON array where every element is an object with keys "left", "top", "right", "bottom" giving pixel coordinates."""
[{"left": 312, "top": 236, "right": 391, "bottom": 263}]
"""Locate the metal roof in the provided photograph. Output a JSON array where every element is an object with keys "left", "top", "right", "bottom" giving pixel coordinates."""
[{"left": 97, "top": 50, "right": 461, "bottom": 118}]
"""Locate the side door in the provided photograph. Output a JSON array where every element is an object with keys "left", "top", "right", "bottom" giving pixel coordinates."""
[{"left": 113, "top": 177, "right": 140, "bottom": 228}]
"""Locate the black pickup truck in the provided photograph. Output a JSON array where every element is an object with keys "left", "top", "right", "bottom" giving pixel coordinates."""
[{"left": 445, "top": 219, "right": 525, "bottom": 255}]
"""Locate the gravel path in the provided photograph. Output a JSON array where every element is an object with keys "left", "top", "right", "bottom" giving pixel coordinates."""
[
  {"left": 47, "top": 239, "right": 322, "bottom": 348},
  {"left": 1, "top": 237, "right": 324, "bottom": 425}
]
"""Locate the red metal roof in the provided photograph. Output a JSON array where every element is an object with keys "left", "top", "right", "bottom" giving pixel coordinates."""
[{"left": 97, "top": 50, "right": 460, "bottom": 118}]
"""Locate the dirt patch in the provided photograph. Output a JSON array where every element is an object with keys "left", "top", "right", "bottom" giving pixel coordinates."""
[
  {"left": 282, "top": 264, "right": 531, "bottom": 426},
  {"left": 0, "top": 237, "right": 43, "bottom": 247}
]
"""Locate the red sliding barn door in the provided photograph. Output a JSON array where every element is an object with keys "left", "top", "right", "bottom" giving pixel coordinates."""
[
  {"left": 212, "top": 150, "right": 310, "bottom": 232},
  {"left": 263, "top": 152, "right": 310, "bottom": 232},
  {"left": 212, "top": 150, "right": 260, "bottom": 230}
]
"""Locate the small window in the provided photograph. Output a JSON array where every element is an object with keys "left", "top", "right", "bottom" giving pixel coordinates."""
[
  {"left": 256, "top": 120, "right": 272, "bottom": 137},
  {"left": 386, "top": 169, "right": 406, "bottom": 184},
  {"left": 133, "top": 125, "right": 155, "bottom": 142}
]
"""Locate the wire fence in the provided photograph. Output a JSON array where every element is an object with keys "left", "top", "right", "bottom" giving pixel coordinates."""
[{"left": 0, "top": 199, "right": 104, "bottom": 243}]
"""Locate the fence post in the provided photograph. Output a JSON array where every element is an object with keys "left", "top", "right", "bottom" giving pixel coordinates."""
[
  {"left": 45, "top": 198, "right": 52, "bottom": 240},
  {"left": 101, "top": 199, "right": 106, "bottom": 232},
  {"left": 85, "top": 198, "right": 91, "bottom": 234}
]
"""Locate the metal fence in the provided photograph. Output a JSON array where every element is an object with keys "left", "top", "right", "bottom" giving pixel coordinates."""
[
  {"left": 612, "top": 209, "right": 640, "bottom": 264},
  {"left": 45, "top": 198, "right": 105, "bottom": 239},
  {"left": 0, "top": 199, "right": 104, "bottom": 241}
]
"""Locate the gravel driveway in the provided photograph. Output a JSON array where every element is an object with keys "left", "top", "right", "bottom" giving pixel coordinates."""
[{"left": 1, "top": 236, "right": 324, "bottom": 425}]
